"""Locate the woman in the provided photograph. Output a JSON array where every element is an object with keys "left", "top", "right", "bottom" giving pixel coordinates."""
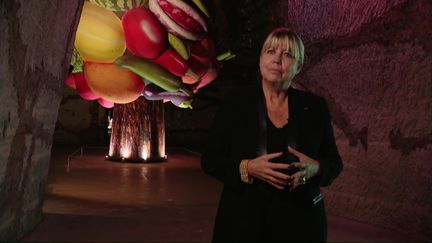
[{"left": 201, "top": 28, "right": 343, "bottom": 242}]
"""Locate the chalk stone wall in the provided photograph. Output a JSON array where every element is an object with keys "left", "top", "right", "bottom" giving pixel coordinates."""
[
  {"left": 273, "top": 0, "right": 431, "bottom": 239},
  {"left": 0, "top": 0, "right": 83, "bottom": 241}
]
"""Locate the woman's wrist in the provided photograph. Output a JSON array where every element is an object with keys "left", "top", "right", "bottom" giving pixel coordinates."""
[{"left": 239, "top": 159, "right": 253, "bottom": 184}]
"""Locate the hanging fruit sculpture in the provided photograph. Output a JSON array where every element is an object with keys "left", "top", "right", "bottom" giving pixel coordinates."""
[{"left": 67, "top": 0, "right": 235, "bottom": 109}]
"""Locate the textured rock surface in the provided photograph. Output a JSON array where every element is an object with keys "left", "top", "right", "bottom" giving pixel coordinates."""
[
  {"left": 273, "top": 0, "right": 431, "bottom": 239},
  {"left": 0, "top": 0, "right": 83, "bottom": 241}
]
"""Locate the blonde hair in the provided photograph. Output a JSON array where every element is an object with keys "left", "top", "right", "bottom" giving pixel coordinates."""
[{"left": 260, "top": 28, "right": 305, "bottom": 66}]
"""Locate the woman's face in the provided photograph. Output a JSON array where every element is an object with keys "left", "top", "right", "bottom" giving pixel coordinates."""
[{"left": 259, "top": 44, "right": 300, "bottom": 89}]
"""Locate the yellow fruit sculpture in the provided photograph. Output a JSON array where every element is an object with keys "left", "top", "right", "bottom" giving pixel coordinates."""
[{"left": 75, "top": 1, "right": 126, "bottom": 63}]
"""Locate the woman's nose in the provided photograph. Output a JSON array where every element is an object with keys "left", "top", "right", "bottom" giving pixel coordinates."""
[{"left": 274, "top": 54, "right": 282, "bottom": 64}]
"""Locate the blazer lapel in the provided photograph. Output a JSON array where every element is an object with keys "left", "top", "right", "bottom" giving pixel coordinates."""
[{"left": 288, "top": 88, "right": 306, "bottom": 151}]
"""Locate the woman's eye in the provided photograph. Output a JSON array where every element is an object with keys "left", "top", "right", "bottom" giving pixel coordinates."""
[
  {"left": 266, "top": 49, "right": 275, "bottom": 54},
  {"left": 283, "top": 52, "right": 293, "bottom": 58}
]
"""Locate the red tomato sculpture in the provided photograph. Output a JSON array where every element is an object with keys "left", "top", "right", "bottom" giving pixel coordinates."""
[{"left": 122, "top": 7, "right": 168, "bottom": 59}]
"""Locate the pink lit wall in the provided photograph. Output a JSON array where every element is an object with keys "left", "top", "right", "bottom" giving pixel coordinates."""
[{"left": 274, "top": 0, "right": 431, "bottom": 239}]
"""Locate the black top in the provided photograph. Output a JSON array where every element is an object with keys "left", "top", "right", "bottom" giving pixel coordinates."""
[
  {"left": 266, "top": 94, "right": 300, "bottom": 164},
  {"left": 263, "top": 115, "right": 299, "bottom": 194},
  {"left": 267, "top": 116, "right": 298, "bottom": 164},
  {"left": 266, "top": 116, "right": 289, "bottom": 155}
]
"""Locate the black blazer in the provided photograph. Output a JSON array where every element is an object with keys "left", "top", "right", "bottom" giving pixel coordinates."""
[{"left": 201, "top": 85, "right": 343, "bottom": 241}]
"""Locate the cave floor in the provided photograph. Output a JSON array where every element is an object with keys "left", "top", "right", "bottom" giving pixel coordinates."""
[{"left": 21, "top": 146, "right": 419, "bottom": 242}]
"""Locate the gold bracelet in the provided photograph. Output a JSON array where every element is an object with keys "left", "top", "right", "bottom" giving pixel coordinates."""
[{"left": 239, "top": 159, "right": 253, "bottom": 184}]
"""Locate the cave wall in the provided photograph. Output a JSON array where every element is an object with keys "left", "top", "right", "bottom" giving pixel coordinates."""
[
  {"left": 0, "top": 0, "right": 83, "bottom": 241},
  {"left": 272, "top": 0, "right": 431, "bottom": 239}
]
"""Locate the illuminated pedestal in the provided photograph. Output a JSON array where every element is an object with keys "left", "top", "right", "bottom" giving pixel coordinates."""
[{"left": 107, "top": 97, "right": 166, "bottom": 162}]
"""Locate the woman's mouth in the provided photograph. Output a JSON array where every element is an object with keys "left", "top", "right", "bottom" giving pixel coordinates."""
[{"left": 268, "top": 69, "right": 282, "bottom": 73}]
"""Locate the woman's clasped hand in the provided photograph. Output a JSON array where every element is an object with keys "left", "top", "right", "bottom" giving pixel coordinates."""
[{"left": 248, "top": 146, "right": 320, "bottom": 190}]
